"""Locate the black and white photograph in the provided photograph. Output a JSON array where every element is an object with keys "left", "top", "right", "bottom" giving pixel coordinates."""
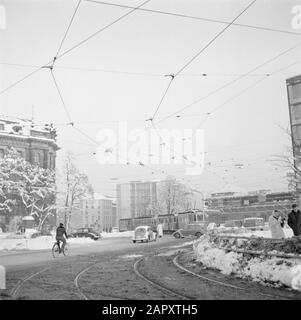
[{"left": 0, "top": 0, "right": 301, "bottom": 309}]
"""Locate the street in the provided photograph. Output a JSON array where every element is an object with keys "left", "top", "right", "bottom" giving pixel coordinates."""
[{"left": 1, "top": 235, "right": 301, "bottom": 300}]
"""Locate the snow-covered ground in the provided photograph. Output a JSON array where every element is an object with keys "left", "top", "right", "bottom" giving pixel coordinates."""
[
  {"left": 193, "top": 235, "right": 301, "bottom": 291},
  {"left": 0, "top": 230, "right": 134, "bottom": 251},
  {"left": 226, "top": 227, "right": 294, "bottom": 239},
  {"left": 0, "top": 235, "right": 97, "bottom": 251},
  {"left": 101, "top": 231, "right": 134, "bottom": 238}
]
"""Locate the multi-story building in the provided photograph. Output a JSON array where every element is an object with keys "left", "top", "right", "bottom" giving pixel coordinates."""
[
  {"left": 205, "top": 190, "right": 296, "bottom": 223},
  {"left": 0, "top": 116, "right": 59, "bottom": 231},
  {"left": 68, "top": 194, "right": 115, "bottom": 232},
  {"left": 117, "top": 181, "right": 158, "bottom": 222},
  {"left": 0, "top": 116, "right": 59, "bottom": 169}
]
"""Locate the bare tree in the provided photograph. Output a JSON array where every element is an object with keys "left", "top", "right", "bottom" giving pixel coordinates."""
[
  {"left": 156, "top": 176, "right": 189, "bottom": 215},
  {"left": 271, "top": 125, "right": 301, "bottom": 200},
  {"left": 57, "top": 152, "right": 93, "bottom": 231}
]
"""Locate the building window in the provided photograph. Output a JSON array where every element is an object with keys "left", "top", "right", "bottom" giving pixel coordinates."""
[
  {"left": 17, "top": 150, "right": 23, "bottom": 158},
  {"left": 0, "top": 123, "right": 4, "bottom": 131},
  {"left": 34, "top": 152, "right": 41, "bottom": 166}
]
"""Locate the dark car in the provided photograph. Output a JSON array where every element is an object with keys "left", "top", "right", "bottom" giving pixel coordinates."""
[
  {"left": 69, "top": 228, "right": 102, "bottom": 240},
  {"left": 172, "top": 223, "right": 208, "bottom": 239}
]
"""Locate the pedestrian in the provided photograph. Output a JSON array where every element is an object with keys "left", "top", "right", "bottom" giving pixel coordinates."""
[
  {"left": 268, "top": 210, "right": 285, "bottom": 239},
  {"left": 288, "top": 204, "right": 301, "bottom": 236},
  {"left": 156, "top": 223, "right": 163, "bottom": 238}
]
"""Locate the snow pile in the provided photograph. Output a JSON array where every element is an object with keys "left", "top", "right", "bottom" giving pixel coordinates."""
[
  {"left": 101, "top": 231, "right": 134, "bottom": 238},
  {"left": 193, "top": 235, "right": 301, "bottom": 290},
  {"left": 229, "top": 228, "right": 294, "bottom": 239},
  {"left": 0, "top": 235, "right": 97, "bottom": 251},
  {"left": 193, "top": 237, "right": 243, "bottom": 275}
]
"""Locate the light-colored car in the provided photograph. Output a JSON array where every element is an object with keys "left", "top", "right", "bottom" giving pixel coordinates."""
[
  {"left": 132, "top": 226, "right": 157, "bottom": 243},
  {"left": 111, "top": 227, "right": 119, "bottom": 233},
  {"left": 173, "top": 223, "right": 208, "bottom": 239}
]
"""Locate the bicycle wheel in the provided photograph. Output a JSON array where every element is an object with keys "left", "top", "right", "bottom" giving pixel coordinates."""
[
  {"left": 62, "top": 243, "right": 69, "bottom": 256},
  {"left": 52, "top": 243, "right": 60, "bottom": 258}
]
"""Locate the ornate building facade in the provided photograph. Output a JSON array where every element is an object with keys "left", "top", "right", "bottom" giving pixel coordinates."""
[
  {"left": 0, "top": 116, "right": 59, "bottom": 231},
  {"left": 0, "top": 116, "right": 59, "bottom": 169}
]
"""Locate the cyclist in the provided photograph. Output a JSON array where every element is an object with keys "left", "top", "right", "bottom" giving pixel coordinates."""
[{"left": 56, "top": 223, "right": 68, "bottom": 253}]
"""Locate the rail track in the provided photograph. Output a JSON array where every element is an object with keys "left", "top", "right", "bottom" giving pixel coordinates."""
[
  {"left": 10, "top": 266, "right": 53, "bottom": 299},
  {"left": 133, "top": 257, "right": 194, "bottom": 300},
  {"left": 172, "top": 254, "right": 299, "bottom": 300},
  {"left": 8, "top": 243, "right": 301, "bottom": 300}
]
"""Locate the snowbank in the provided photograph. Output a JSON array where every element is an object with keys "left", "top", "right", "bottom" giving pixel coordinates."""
[
  {"left": 0, "top": 235, "right": 96, "bottom": 251},
  {"left": 228, "top": 227, "right": 294, "bottom": 239},
  {"left": 193, "top": 235, "right": 301, "bottom": 291}
]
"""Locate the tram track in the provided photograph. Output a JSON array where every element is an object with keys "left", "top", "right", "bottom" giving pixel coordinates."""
[
  {"left": 6, "top": 239, "right": 301, "bottom": 300},
  {"left": 172, "top": 254, "right": 299, "bottom": 300}
]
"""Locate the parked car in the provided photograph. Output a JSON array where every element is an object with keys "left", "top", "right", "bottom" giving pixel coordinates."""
[
  {"left": 111, "top": 227, "right": 119, "bottom": 233},
  {"left": 69, "top": 228, "right": 102, "bottom": 240},
  {"left": 172, "top": 223, "right": 208, "bottom": 239},
  {"left": 243, "top": 217, "right": 264, "bottom": 231},
  {"left": 132, "top": 226, "right": 156, "bottom": 243}
]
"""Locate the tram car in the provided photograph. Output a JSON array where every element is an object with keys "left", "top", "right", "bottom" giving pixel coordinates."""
[{"left": 119, "top": 210, "right": 208, "bottom": 233}]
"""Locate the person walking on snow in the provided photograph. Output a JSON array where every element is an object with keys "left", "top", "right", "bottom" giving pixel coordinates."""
[
  {"left": 268, "top": 210, "right": 285, "bottom": 239},
  {"left": 288, "top": 204, "right": 301, "bottom": 236},
  {"left": 156, "top": 223, "right": 163, "bottom": 238}
]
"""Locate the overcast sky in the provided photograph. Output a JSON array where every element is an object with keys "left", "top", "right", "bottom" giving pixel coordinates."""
[{"left": 1, "top": 0, "right": 301, "bottom": 197}]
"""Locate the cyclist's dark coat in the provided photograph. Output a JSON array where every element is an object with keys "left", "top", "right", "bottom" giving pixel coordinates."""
[{"left": 56, "top": 226, "right": 67, "bottom": 238}]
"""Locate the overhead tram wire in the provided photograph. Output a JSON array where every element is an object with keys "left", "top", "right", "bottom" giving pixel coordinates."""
[
  {"left": 153, "top": 40, "right": 301, "bottom": 127},
  {"left": 54, "top": 0, "right": 82, "bottom": 59},
  {"left": 50, "top": 69, "right": 73, "bottom": 124},
  {"left": 148, "top": 0, "right": 257, "bottom": 122},
  {"left": 0, "top": 62, "right": 272, "bottom": 78},
  {"left": 85, "top": 0, "right": 301, "bottom": 37},
  {"left": 195, "top": 59, "right": 301, "bottom": 128},
  {"left": 146, "top": 0, "right": 258, "bottom": 171},
  {"left": 174, "top": 0, "right": 257, "bottom": 76},
  {"left": 0, "top": 0, "right": 83, "bottom": 96},
  {"left": 0, "top": 0, "right": 151, "bottom": 97},
  {"left": 55, "top": 0, "right": 151, "bottom": 61}
]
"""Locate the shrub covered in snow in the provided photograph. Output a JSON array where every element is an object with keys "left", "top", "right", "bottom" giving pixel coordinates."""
[{"left": 193, "top": 235, "right": 301, "bottom": 291}]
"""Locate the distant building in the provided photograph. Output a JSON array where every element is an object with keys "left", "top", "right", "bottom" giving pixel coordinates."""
[
  {"left": 205, "top": 190, "right": 296, "bottom": 223},
  {"left": 117, "top": 181, "right": 158, "bottom": 222},
  {"left": 0, "top": 116, "right": 59, "bottom": 169},
  {"left": 68, "top": 194, "right": 115, "bottom": 232}
]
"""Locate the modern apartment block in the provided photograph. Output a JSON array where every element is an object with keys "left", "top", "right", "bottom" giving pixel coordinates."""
[{"left": 117, "top": 181, "right": 158, "bottom": 221}]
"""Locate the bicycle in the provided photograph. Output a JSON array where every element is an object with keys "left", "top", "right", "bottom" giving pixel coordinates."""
[{"left": 52, "top": 240, "right": 69, "bottom": 258}]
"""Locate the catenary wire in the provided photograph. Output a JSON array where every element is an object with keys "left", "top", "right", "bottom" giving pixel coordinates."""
[
  {"left": 153, "top": 40, "right": 301, "bottom": 126},
  {"left": 85, "top": 0, "right": 301, "bottom": 37},
  {"left": 54, "top": 0, "right": 82, "bottom": 58}
]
